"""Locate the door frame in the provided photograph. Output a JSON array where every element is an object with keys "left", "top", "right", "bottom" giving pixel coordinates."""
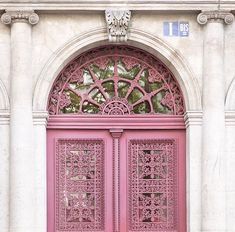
[{"left": 47, "top": 115, "right": 185, "bottom": 130}]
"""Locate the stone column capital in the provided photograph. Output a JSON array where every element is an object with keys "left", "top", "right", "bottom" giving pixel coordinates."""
[
  {"left": 1, "top": 10, "right": 39, "bottom": 25},
  {"left": 197, "top": 10, "right": 234, "bottom": 25}
]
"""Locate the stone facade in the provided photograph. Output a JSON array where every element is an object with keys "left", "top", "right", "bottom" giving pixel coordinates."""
[{"left": 0, "top": 1, "right": 235, "bottom": 232}]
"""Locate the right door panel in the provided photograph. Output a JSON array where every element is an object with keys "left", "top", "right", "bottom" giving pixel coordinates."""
[{"left": 120, "top": 130, "right": 186, "bottom": 232}]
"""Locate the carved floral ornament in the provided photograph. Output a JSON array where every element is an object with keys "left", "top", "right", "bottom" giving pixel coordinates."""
[
  {"left": 197, "top": 10, "right": 234, "bottom": 25},
  {"left": 48, "top": 46, "right": 185, "bottom": 116},
  {"left": 1, "top": 10, "right": 39, "bottom": 25},
  {"left": 105, "top": 9, "right": 131, "bottom": 42}
]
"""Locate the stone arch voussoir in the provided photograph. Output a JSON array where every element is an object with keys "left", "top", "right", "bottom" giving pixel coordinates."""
[
  {"left": 226, "top": 76, "right": 235, "bottom": 110},
  {"left": 0, "top": 79, "right": 9, "bottom": 110}
]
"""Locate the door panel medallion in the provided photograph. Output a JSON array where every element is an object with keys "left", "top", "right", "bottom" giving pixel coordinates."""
[
  {"left": 128, "top": 139, "right": 177, "bottom": 231},
  {"left": 56, "top": 139, "right": 105, "bottom": 231}
]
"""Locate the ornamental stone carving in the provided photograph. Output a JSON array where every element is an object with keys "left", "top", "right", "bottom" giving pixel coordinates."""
[
  {"left": 1, "top": 10, "right": 39, "bottom": 25},
  {"left": 197, "top": 10, "right": 234, "bottom": 25},
  {"left": 105, "top": 9, "right": 131, "bottom": 42}
]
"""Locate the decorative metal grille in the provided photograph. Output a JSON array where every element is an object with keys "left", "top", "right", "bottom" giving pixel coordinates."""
[
  {"left": 48, "top": 46, "right": 185, "bottom": 115},
  {"left": 56, "top": 139, "right": 104, "bottom": 231},
  {"left": 128, "top": 139, "right": 177, "bottom": 231}
]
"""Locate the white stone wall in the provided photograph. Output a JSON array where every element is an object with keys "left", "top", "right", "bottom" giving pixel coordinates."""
[
  {"left": 31, "top": 12, "right": 204, "bottom": 90},
  {"left": 0, "top": 2, "right": 235, "bottom": 232}
]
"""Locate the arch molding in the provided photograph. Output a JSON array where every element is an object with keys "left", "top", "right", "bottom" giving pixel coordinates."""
[{"left": 33, "top": 28, "right": 201, "bottom": 112}]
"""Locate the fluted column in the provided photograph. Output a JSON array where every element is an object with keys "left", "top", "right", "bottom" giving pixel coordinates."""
[
  {"left": 197, "top": 11, "right": 234, "bottom": 232},
  {"left": 1, "top": 10, "right": 39, "bottom": 232}
]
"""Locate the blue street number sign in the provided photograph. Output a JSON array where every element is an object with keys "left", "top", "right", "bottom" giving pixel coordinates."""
[{"left": 163, "top": 21, "right": 189, "bottom": 37}]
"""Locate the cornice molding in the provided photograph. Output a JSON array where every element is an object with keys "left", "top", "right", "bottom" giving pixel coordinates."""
[
  {"left": 33, "top": 111, "right": 48, "bottom": 126},
  {"left": 1, "top": 10, "right": 39, "bottom": 25},
  {"left": 197, "top": 10, "right": 234, "bottom": 24},
  {"left": 1, "top": 1, "right": 235, "bottom": 11},
  {"left": 184, "top": 111, "right": 203, "bottom": 128},
  {"left": 225, "top": 111, "right": 235, "bottom": 126},
  {"left": 0, "top": 110, "right": 10, "bottom": 125}
]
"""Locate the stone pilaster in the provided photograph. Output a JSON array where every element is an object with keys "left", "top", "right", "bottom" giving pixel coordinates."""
[
  {"left": 184, "top": 111, "right": 203, "bottom": 232},
  {"left": 0, "top": 111, "right": 10, "bottom": 232},
  {"left": 33, "top": 111, "right": 48, "bottom": 232},
  {"left": 197, "top": 10, "right": 234, "bottom": 232},
  {"left": 225, "top": 111, "right": 235, "bottom": 231},
  {"left": 1, "top": 10, "right": 39, "bottom": 232}
]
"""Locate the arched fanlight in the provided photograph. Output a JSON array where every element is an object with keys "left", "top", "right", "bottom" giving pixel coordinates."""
[{"left": 48, "top": 46, "right": 185, "bottom": 116}]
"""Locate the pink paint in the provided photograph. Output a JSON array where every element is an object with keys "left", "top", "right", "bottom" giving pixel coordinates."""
[
  {"left": 47, "top": 128, "right": 185, "bottom": 232},
  {"left": 47, "top": 130, "right": 114, "bottom": 232},
  {"left": 47, "top": 45, "right": 185, "bottom": 116},
  {"left": 47, "top": 45, "right": 186, "bottom": 232},
  {"left": 47, "top": 115, "right": 185, "bottom": 130},
  {"left": 119, "top": 130, "right": 186, "bottom": 232}
]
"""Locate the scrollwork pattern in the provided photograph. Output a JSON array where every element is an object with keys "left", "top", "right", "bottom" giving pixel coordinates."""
[
  {"left": 128, "top": 139, "right": 177, "bottom": 230},
  {"left": 56, "top": 139, "right": 104, "bottom": 231},
  {"left": 48, "top": 46, "right": 185, "bottom": 115}
]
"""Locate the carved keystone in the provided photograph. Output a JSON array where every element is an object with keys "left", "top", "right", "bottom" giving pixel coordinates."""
[{"left": 105, "top": 9, "right": 131, "bottom": 42}]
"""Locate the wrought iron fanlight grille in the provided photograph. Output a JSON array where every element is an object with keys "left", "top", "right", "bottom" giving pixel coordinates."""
[{"left": 48, "top": 46, "right": 185, "bottom": 115}]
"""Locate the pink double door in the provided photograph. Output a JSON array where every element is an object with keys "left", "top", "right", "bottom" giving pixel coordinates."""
[{"left": 47, "top": 129, "right": 186, "bottom": 232}]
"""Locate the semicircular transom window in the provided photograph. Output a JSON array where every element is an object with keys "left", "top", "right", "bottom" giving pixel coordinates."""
[{"left": 48, "top": 46, "right": 185, "bottom": 115}]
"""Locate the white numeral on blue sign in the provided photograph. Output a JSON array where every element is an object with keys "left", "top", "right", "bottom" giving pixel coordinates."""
[
  {"left": 179, "top": 22, "right": 189, "bottom": 37},
  {"left": 163, "top": 21, "right": 189, "bottom": 37}
]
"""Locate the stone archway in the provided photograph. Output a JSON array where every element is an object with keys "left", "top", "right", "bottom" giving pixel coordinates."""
[
  {"left": 33, "top": 28, "right": 201, "bottom": 112},
  {"left": 0, "top": 79, "right": 9, "bottom": 232},
  {"left": 32, "top": 28, "right": 202, "bottom": 232}
]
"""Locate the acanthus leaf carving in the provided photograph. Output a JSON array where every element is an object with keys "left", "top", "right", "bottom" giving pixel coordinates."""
[{"left": 105, "top": 9, "right": 131, "bottom": 42}]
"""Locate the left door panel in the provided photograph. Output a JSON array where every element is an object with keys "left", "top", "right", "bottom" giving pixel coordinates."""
[{"left": 47, "top": 130, "right": 113, "bottom": 232}]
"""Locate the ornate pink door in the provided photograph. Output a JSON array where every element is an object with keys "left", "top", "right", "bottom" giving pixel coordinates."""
[
  {"left": 47, "top": 129, "right": 185, "bottom": 232},
  {"left": 47, "top": 130, "right": 114, "bottom": 232},
  {"left": 119, "top": 130, "right": 186, "bottom": 232},
  {"left": 47, "top": 45, "right": 186, "bottom": 232}
]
